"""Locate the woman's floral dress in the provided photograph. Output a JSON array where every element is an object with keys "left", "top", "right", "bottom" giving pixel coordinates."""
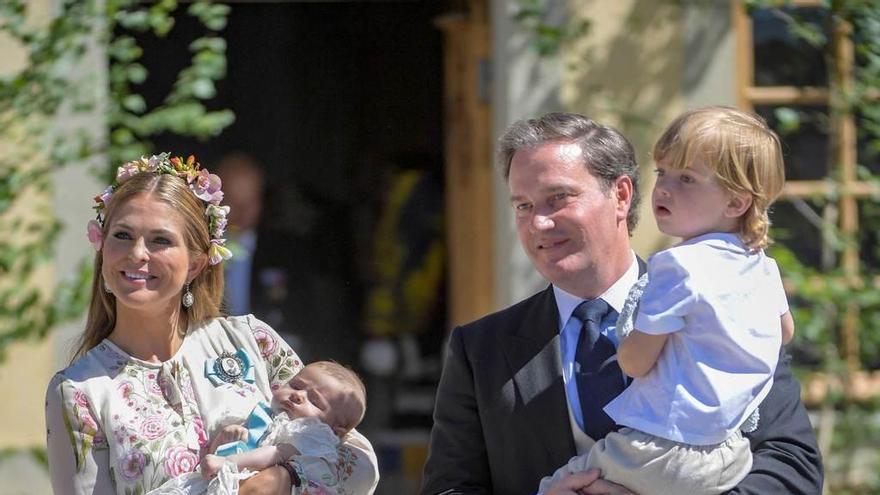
[{"left": 45, "top": 315, "right": 378, "bottom": 495}]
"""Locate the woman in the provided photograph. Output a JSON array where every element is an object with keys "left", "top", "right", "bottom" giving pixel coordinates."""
[{"left": 45, "top": 154, "right": 378, "bottom": 494}]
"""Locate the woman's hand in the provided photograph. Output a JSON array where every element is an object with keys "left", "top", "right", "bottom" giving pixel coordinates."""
[
  {"left": 544, "top": 469, "right": 636, "bottom": 495},
  {"left": 238, "top": 465, "right": 292, "bottom": 495}
]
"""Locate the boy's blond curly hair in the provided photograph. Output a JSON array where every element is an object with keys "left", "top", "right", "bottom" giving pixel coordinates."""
[{"left": 653, "top": 106, "right": 786, "bottom": 250}]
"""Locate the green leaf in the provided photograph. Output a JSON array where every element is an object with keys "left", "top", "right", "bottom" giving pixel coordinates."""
[
  {"left": 774, "top": 107, "right": 801, "bottom": 135},
  {"left": 122, "top": 94, "right": 146, "bottom": 113}
]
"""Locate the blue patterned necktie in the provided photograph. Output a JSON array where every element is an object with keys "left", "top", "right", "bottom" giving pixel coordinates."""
[{"left": 573, "top": 299, "right": 625, "bottom": 440}]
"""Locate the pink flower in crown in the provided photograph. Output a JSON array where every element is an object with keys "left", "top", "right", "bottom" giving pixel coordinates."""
[
  {"left": 115, "top": 162, "right": 141, "bottom": 184},
  {"left": 145, "top": 154, "right": 164, "bottom": 171},
  {"left": 206, "top": 204, "right": 229, "bottom": 238},
  {"left": 164, "top": 444, "right": 199, "bottom": 478},
  {"left": 252, "top": 327, "right": 277, "bottom": 359},
  {"left": 119, "top": 449, "right": 146, "bottom": 480},
  {"left": 95, "top": 185, "right": 114, "bottom": 207},
  {"left": 74, "top": 389, "right": 90, "bottom": 409},
  {"left": 86, "top": 220, "right": 103, "bottom": 251},
  {"left": 192, "top": 414, "right": 208, "bottom": 448},
  {"left": 140, "top": 415, "right": 167, "bottom": 440},
  {"left": 191, "top": 169, "right": 224, "bottom": 204},
  {"left": 208, "top": 239, "right": 233, "bottom": 265}
]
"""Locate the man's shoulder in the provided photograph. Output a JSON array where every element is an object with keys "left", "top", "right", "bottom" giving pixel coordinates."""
[{"left": 455, "top": 287, "right": 553, "bottom": 338}]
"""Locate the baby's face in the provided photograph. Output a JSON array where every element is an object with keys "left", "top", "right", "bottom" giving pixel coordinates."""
[{"left": 271, "top": 367, "right": 350, "bottom": 432}]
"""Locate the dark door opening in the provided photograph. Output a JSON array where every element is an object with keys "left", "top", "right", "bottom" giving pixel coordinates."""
[{"left": 133, "top": 5, "right": 449, "bottom": 486}]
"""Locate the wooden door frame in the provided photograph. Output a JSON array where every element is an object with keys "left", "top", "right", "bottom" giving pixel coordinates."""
[{"left": 436, "top": 0, "right": 495, "bottom": 329}]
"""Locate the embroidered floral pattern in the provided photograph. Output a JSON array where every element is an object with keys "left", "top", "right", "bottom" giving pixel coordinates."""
[
  {"left": 118, "top": 449, "right": 146, "bottom": 480},
  {"left": 163, "top": 444, "right": 199, "bottom": 478},
  {"left": 252, "top": 326, "right": 277, "bottom": 359},
  {"left": 251, "top": 323, "right": 304, "bottom": 389},
  {"left": 46, "top": 317, "right": 373, "bottom": 494}
]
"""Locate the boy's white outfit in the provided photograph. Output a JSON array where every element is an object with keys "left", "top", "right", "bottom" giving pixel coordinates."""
[
  {"left": 149, "top": 412, "right": 338, "bottom": 495},
  {"left": 539, "top": 233, "right": 788, "bottom": 495}
]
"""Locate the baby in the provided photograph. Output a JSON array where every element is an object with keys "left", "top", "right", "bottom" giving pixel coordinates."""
[{"left": 201, "top": 360, "right": 366, "bottom": 479}]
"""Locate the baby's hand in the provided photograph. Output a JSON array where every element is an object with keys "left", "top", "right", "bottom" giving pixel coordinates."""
[
  {"left": 218, "top": 424, "right": 249, "bottom": 444},
  {"left": 200, "top": 454, "right": 226, "bottom": 479},
  {"left": 207, "top": 424, "right": 249, "bottom": 455}
]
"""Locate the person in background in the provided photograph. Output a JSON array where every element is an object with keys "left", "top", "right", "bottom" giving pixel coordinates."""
[
  {"left": 216, "top": 153, "right": 295, "bottom": 345},
  {"left": 420, "top": 112, "right": 822, "bottom": 495},
  {"left": 45, "top": 153, "right": 378, "bottom": 494},
  {"left": 216, "top": 153, "right": 265, "bottom": 318}
]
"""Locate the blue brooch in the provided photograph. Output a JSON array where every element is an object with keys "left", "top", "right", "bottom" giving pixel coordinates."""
[{"left": 205, "top": 348, "right": 255, "bottom": 385}]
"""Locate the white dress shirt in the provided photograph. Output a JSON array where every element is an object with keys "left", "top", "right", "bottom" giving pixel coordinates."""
[{"left": 554, "top": 252, "right": 639, "bottom": 454}]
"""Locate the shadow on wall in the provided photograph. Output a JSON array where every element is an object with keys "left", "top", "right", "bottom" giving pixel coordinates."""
[
  {"left": 564, "top": 0, "right": 730, "bottom": 255},
  {"left": 566, "top": 1, "right": 729, "bottom": 150}
]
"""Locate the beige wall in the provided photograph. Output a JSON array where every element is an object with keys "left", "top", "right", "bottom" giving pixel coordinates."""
[
  {"left": 490, "top": 0, "right": 738, "bottom": 308},
  {"left": 562, "top": 0, "right": 684, "bottom": 257},
  {"left": 0, "top": 2, "right": 103, "bottom": 491},
  {"left": 0, "top": 0, "right": 55, "bottom": 450},
  {"left": 0, "top": 2, "right": 58, "bottom": 493},
  {"left": 562, "top": 0, "right": 737, "bottom": 258}
]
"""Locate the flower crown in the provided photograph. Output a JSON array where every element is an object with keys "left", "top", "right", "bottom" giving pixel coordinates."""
[{"left": 91, "top": 153, "right": 233, "bottom": 265}]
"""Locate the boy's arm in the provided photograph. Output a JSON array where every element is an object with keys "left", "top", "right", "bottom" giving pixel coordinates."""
[
  {"left": 781, "top": 311, "right": 795, "bottom": 344},
  {"left": 617, "top": 329, "right": 668, "bottom": 377}
]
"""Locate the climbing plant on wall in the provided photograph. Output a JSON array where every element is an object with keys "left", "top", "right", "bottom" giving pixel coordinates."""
[{"left": 0, "top": 0, "right": 233, "bottom": 359}]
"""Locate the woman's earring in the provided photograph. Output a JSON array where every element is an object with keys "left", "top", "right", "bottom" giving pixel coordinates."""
[
  {"left": 182, "top": 281, "right": 194, "bottom": 308},
  {"left": 104, "top": 280, "right": 113, "bottom": 294}
]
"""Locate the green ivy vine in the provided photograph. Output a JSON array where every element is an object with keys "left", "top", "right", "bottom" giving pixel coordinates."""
[{"left": 0, "top": 0, "right": 233, "bottom": 359}]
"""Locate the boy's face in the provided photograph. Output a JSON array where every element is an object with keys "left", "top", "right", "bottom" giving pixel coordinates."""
[
  {"left": 652, "top": 160, "right": 747, "bottom": 241},
  {"left": 271, "top": 366, "right": 354, "bottom": 434}
]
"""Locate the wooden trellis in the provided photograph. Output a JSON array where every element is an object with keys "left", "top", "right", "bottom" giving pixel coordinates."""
[{"left": 734, "top": 0, "right": 880, "bottom": 401}]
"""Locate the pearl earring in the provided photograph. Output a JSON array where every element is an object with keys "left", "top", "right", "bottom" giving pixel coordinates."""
[{"left": 182, "top": 281, "right": 194, "bottom": 308}]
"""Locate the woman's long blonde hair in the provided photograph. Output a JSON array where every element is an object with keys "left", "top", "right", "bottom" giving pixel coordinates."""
[
  {"left": 72, "top": 172, "right": 225, "bottom": 362},
  {"left": 653, "top": 106, "right": 786, "bottom": 250}
]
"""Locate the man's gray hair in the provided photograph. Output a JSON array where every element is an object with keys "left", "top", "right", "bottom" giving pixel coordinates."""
[{"left": 497, "top": 112, "right": 641, "bottom": 233}]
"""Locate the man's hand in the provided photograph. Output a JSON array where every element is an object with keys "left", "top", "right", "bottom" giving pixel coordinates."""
[{"left": 544, "top": 469, "right": 636, "bottom": 495}]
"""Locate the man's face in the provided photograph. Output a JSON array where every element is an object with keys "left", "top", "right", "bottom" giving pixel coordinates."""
[
  {"left": 508, "top": 141, "right": 630, "bottom": 296},
  {"left": 223, "top": 171, "right": 263, "bottom": 231}
]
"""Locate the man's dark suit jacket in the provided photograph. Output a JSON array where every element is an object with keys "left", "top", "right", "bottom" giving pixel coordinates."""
[{"left": 421, "top": 286, "right": 823, "bottom": 495}]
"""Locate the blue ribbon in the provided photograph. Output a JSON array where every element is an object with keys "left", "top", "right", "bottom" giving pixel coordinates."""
[
  {"left": 204, "top": 348, "right": 255, "bottom": 386},
  {"left": 215, "top": 402, "right": 274, "bottom": 457}
]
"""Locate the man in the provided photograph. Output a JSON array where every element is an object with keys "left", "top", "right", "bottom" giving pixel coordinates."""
[
  {"left": 217, "top": 154, "right": 294, "bottom": 335},
  {"left": 421, "top": 113, "right": 822, "bottom": 494}
]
